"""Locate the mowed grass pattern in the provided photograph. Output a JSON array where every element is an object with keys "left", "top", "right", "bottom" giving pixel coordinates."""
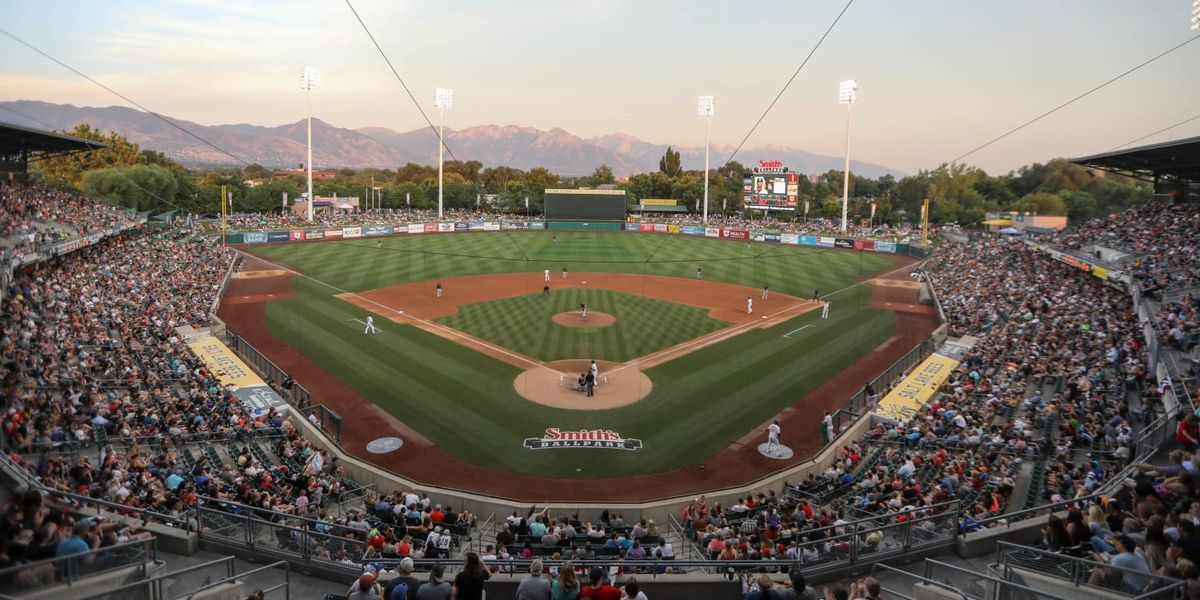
[
  {"left": 246, "top": 232, "right": 906, "bottom": 477},
  {"left": 437, "top": 289, "right": 729, "bottom": 362},
  {"left": 250, "top": 231, "right": 898, "bottom": 299}
]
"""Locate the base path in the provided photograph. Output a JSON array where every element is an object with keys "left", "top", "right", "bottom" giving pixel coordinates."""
[{"left": 222, "top": 250, "right": 938, "bottom": 502}]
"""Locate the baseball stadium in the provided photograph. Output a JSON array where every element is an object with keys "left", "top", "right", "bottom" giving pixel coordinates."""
[{"left": 2, "top": 3, "right": 1200, "bottom": 599}]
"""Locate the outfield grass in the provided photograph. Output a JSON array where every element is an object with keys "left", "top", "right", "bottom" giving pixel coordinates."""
[
  {"left": 437, "top": 289, "right": 729, "bottom": 362},
  {"left": 249, "top": 231, "right": 897, "bottom": 299},
  {"left": 247, "top": 231, "right": 904, "bottom": 477}
]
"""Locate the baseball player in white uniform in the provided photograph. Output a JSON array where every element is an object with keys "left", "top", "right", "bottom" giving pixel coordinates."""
[
  {"left": 767, "top": 420, "right": 781, "bottom": 456},
  {"left": 822, "top": 302, "right": 830, "bottom": 319},
  {"left": 746, "top": 297, "right": 753, "bottom": 314},
  {"left": 364, "top": 315, "right": 380, "bottom": 334},
  {"left": 590, "top": 360, "right": 599, "bottom": 384},
  {"left": 762, "top": 284, "right": 769, "bottom": 300},
  {"left": 544, "top": 269, "right": 551, "bottom": 282}
]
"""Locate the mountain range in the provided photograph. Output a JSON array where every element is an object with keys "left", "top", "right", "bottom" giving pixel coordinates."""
[{"left": 0, "top": 100, "right": 903, "bottom": 178}]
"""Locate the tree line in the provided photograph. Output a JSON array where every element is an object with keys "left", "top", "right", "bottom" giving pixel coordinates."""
[{"left": 35, "top": 125, "right": 1150, "bottom": 224}]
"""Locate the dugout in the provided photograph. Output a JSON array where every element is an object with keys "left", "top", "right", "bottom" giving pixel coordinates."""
[{"left": 544, "top": 188, "right": 627, "bottom": 224}]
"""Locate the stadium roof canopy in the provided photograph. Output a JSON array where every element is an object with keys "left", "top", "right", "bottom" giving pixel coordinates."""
[
  {"left": 0, "top": 121, "right": 105, "bottom": 160},
  {"left": 1071, "top": 135, "right": 1200, "bottom": 183}
]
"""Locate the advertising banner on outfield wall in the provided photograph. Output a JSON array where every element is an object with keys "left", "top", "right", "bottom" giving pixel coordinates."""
[
  {"left": 343, "top": 227, "right": 363, "bottom": 238},
  {"left": 764, "top": 232, "right": 781, "bottom": 243},
  {"left": 834, "top": 238, "right": 854, "bottom": 249},
  {"left": 702, "top": 227, "right": 718, "bottom": 238},
  {"left": 797, "top": 235, "right": 816, "bottom": 246},
  {"left": 680, "top": 226, "right": 705, "bottom": 236},
  {"left": 290, "top": 230, "right": 306, "bottom": 241},
  {"left": 874, "top": 241, "right": 896, "bottom": 253},
  {"left": 244, "top": 232, "right": 268, "bottom": 244},
  {"left": 267, "top": 231, "right": 289, "bottom": 242},
  {"left": 363, "top": 226, "right": 392, "bottom": 236},
  {"left": 484, "top": 222, "right": 501, "bottom": 231},
  {"left": 305, "top": 230, "right": 324, "bottom": 240},
  {"left": 854, "top": 239, "right": 875, "bottom": 252},
  {"left": 667, "top": 224, "right": 680, "bottom": 234},
  {"left": 625, "top": 223, "right": 639, "bottom": 231},
  {"left": 422, "top": 223, "right": 438, "bottom": 233},
  {"left": 528, "top": 221, "right": 546, "bottom": 230},
  {"left": 873, "top": 352, "right": 961, "bottom": 423},
  {"left": 781, "top": 233, "right": 799, "bottom": 245},
  {"left": 504, "top": 222, "right": 527, "bottom": 230},
  {"left": 469, "top": 221, "right": 486, "bottom": 231},
  {"left": 639, "top": 223, "right": 655, "bottom": 232},
  {"left": 653, "top": 223, "right": 668, "bottom": 233},
  {"left": 454, "top": 222, "right": 469, "bottom": 231},
  {"left": 817, "top": 236, "right": 835, "bottom": 248},
  {"left": 438, "top": 223, "right": 455, "bottom": 232},
  {"left": 723, "top": 229, "right": 749, "bottom": 240},
  {"left": 751, "top": 231, "right": 765, "bottom": 242},
  {"left": 324, "top": 229, "right": 343, "bottom": 239}
]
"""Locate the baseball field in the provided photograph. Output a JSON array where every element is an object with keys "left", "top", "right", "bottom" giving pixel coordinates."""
[{"left": 221, "top": 230, "right": 926, "bottom": 492}]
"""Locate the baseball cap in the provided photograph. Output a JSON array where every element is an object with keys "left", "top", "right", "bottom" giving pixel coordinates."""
[
  {"left": 399, "top": 557, "right": 414, "bottom": 574},
  {"left": 358, "top": 573, "right": 375, "bottom": 588}
]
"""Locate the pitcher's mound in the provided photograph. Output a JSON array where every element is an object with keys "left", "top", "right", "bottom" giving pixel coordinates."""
[
  {"left": 514, "top": 359, "right": 652, "bottom": 410},
  {"left": 552, "top": 311, "right": 616, "bottom": 328}
]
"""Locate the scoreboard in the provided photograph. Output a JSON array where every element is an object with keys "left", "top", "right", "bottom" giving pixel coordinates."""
[{"left": 743, "top": 160, "right": 799, "bottom": 211}]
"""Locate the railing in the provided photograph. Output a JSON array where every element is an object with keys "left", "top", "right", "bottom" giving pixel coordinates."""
[
  {"left": 473, "top": 512, "right": 496, "bottom": 555},
  {"left": 226, "top": 331, "right": 312, "bottom": 409},
  {"left": 667, "top": 513, "right": 705, "bottom": 561},
  {"left": 996, "top": 541, "right": 1185, "bottom": 599},
  {"left": 871, "top": 563, "right": 971, "bottom": 600},
  {"left": 303, "top": 403, "right": 344, "bottom": 442},
  {"left": 0, "top": 538, "right": 157, "bottom": 597},
  {"left": 919, "top": 557, "right": 1084, "bottom": 600},
  {"left": 845, "top": 337, "right": 939, "bottom": 416}
]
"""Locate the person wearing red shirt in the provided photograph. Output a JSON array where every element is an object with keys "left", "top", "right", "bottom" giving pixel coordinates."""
[
  {"left": 430, "top": 506, "right": 446, "bottom": 523},
  {"left": 579, "top": 568, "right": 622, "bottom": 600}
]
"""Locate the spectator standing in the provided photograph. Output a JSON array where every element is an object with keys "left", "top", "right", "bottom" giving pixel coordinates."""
[
  {"left": 516, "top": 558, "right": 551, "bottom": 600},
  {"left": 453, "top": 552, "right": 491, "bottom": 600},
  {"left": 551, "top": 561, "right": 581, "bottom": 599},
  {"left": 580, "top": 567, "right": 622, "bottom": 600},
  {"left": 416, "top": 565, "right": 452, "bottom": 600}
]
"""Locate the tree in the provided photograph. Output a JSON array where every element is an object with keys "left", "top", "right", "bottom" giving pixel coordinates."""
[
  {"left": 1014, "top": 191, "right": 1066, "bottom": 216},
  {"left": 241, "top": 163, "right": 273, "bottom": 181},
  {"left": 1063, "top": 191, "right": 1097, "bottom": 221},
  {"left": 393, "top": 163, "right": 438, "bottom": 184},
  {"left": 481, "top": 166, "right": 525, "bottom": 192},
  {"left": 522, "top": 167, "right": 560, "bottom": 212},
  {"left": 658, "top": 147, "right": 682, "bottom": 177},
  {"left": 36, "top": 124, "right": 142, "bottom": 186},
  {"left": 591, "top": 164, "right": 615, "bottom": 185}
]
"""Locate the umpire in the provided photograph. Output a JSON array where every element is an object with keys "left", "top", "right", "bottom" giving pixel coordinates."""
[{"left": 585, "top": 371, "right": 596, "bottom": 397}]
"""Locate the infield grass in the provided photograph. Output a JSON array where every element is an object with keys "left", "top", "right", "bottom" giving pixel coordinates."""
[
  {"left": 247, "top": 231, "right": 905, "bottom": 478},
  {"left": 437, "top": 289, "right": 729, "bottom": 362}
]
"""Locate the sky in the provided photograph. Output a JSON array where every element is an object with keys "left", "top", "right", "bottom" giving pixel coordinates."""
[{"left": 1, "top": 0, "right": 1198, "bottom": 175}]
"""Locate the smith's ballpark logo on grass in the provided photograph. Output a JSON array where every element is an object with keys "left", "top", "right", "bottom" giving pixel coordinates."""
[{"left": 523, "top": 428, "right": 643, "bottom": 451}]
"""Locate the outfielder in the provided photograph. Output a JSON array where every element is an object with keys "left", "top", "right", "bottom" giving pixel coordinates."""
[
  {"left": 746, "top": 296, "right": 753, "bottom": 314},
  {"left": 544, "top": 269, "right": 551, "bottom": 282},
  {"left": 821, "top": 302, "right": 830, "bottom": 319},
  {"left": 762, "top": 284, "right": 769, "bottom": 300},
  {"left": 767, "top": 420, "right": 781, "bottom": 456},
  {"left": 364, "top": 315, "right": 380, "bottom": 335}
]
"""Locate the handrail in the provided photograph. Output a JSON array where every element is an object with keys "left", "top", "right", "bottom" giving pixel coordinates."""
[
  {"left": 0, "top": 538, "right": 156, "bottom": 587},
  {"left": 185, "top": 560, "right": 291, "bottom": 600},
  {"left": 996, "top": 541, "right": 1186, "bottom": 596},
  {"left": 474, "top": 511, "right": 496, "bottom": 555},
  {"left": 870, "top": 563, "right": 968, "bottom": 600}
]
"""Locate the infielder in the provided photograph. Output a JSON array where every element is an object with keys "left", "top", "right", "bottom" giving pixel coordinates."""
[
  {"left": 580, "top": 303, "right": 588, "bottom": 319},
  {"left": 767, "top": 420, "right": 782, "bottom": 456},
  {"left": 544, "top": 269, "right": 551, "bottom": 282},
  {"left": 562, "top": 267, "right": 568, "bottom": 279},
  {"left": 746, "top": 296, "right": 753, "bottom": 314},
  {"left": 696, "top": 266, "right": 703, "bottom": 279},
  {"left": 364, "top": 314, "right": 380, "bottom": 335},
  {"left": 762, "top": 284, "right": 769, "bottom": 300},
  {"left": 436, "top": 281, "right": 443, "bottom": 299},
  {"left": 821, "top": 302, "right": 830, "bottom": 319}
]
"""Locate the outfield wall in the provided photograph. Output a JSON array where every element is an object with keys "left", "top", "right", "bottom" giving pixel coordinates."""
[{"left": 223, "top": 220, "right": 919, "bottom": 255}]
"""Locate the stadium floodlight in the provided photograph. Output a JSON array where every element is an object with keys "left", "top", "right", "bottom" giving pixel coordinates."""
[
  {"left": 698, "top": 96, "right": 714, "bottom": 224},
  {"left": 838, "top": 79, "right": 858, "bottom": 233},
  {"left": 301, "top": 67, "right": 321, "bottom": 222},
  {"left": 435, "top": 87, "right": 453, "bottom": 219},
  {"left": 1192, "top": 0, "right": 1199, "bottom": 30}
]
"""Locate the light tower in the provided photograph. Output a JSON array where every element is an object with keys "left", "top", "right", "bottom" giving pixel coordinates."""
[
  {"left": 1192, "top": 0, "right": 1199, "bottom": 30},
  {"left": 837, "top": 79, "right": 858, "bottom": 234},
  {"left": 698, "top": 95, "right": 714, "bottom": 224},
  {"left": 435, "top": 87, "right": 453, "bottom": 220},
  {"left": 301, "top": 67, "right": 321, "bottom": 222}
]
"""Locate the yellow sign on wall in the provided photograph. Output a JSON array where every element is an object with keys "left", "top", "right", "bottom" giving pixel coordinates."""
[
  {"left": 186, "top": 333, "right": 265, "bottom": 389},
  {"left": 641, "top": 198, "right": 678, "bottom": 206},
  {"left": 873, "top": 352, "right": 960, "bottom": 423}
]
